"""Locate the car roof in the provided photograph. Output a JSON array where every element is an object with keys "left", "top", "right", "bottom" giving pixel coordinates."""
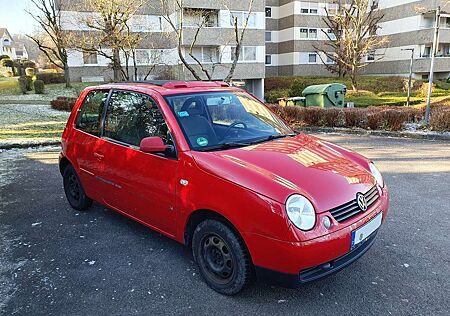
[{"left": 89, "top": 81, "right": 243, "bottom": 96}]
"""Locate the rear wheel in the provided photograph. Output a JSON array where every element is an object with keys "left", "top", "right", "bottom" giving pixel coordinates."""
[
  {"left": 192, "top": 219, "right": 253, "bottom": 295},
  {"left": 63, "top": 165, "right": 92, "bottom": 211}
]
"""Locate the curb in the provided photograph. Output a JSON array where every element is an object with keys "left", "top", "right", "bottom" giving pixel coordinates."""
[
  {"left": 1, "top": 127, "right": 449, "bottom": 151},
  {"left": 0, "top": 100, "right": 51, "bottom": 105},
  {"left": 298, "top": 126, "right": 450, "bottom": 141},
  {"left": 0, "top": 140, "right": 60, "bottom": 150}
]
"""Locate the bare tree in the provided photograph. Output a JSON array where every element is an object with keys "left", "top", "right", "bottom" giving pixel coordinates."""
[
  {"left": 314, "top": 0, "right": 388, "bottom": 91},
  {"left": 160, "top": 0, "right": 255, "bottom": 82},
  {"left": 71, "top": 0, "right": 148, "bottom": 81},
  {"left": 27, "top": 0, "right": 71, "bottom": 87}
]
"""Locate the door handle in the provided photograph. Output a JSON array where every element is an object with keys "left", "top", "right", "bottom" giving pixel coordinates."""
[{"left": 94, "top": 152, "right": 104, "bottom": 161}]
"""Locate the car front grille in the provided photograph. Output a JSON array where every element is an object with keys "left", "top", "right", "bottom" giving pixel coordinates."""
[{"left": 329, "top": 186, "right": 379, "bottom": 223}]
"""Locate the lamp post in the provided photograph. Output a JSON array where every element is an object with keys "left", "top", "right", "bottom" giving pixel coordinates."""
[
  {"left": 401, "top": 48, "right": 415, "bottom": 107},
  {"left": 425, "top": 6, "right": 441, "bottom": 125}
]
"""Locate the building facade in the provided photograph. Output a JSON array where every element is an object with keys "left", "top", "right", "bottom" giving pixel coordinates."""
[
  {"left": 60, "top": 0, "right": 266, "bottom": 98},
  {"left": 61, "top": 0, "right": 450, "bottom": 96},
  {"left": 0, "top": 28, "right": 17, "bottom": 59},
  {"left": 265, "top": 0, "right": 450, "bottom": 80}
]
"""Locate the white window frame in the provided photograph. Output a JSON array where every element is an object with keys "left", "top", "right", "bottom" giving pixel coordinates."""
[
  {"left": 265, "top": 54, "right": 272, "bottom": 65},
  {"left": 299, "top": 28, "right": 319, "bottom": 40},
  {"left": 230, "top": 11, "right": 257, "bottom": 28},
  {"left": 231, "top": 46, "right": 257, "bottom": 62},
  {"left": 300, "top": 2, "right": 319, "bottom": 15},
  {"left": 308, "top": 53, "right": 317, "bottom": 64},
  {"left": 83, "top": 52, "right": 98, "bottom": 65}
]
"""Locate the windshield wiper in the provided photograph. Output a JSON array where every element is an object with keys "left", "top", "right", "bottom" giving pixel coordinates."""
[
  {"left": 250, "top": 133, "right": 297, "bottom": 145},
  {"left": 198, "top": 142, "right": 252, "bottom": 152}
]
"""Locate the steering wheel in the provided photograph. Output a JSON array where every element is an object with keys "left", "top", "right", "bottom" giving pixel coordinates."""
[{"left": 221, "top": 122, "right": 248, "bottom": 141}]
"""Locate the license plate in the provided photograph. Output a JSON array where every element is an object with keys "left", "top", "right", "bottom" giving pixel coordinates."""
[{"left": 351, "top": 212, "right": 382, "bottom": 248}]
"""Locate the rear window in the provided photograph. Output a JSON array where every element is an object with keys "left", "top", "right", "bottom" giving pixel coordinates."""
[{"left": 75, "top": 90, "right": 109, "bottom": 136}]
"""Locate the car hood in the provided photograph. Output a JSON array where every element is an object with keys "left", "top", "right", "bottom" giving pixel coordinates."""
[{"left": 190, "top": 134, "right": 376, "bottom": 212}]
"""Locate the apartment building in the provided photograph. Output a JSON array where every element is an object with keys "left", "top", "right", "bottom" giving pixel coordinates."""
[
  {"left": 60, "top": 0, "right": 266, "bottom": 98},
  {"left": 265, "top": 0, "right": 450, "bottom": 80}
]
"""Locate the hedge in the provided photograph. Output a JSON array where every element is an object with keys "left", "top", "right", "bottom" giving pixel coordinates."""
[
  {"left": 36, "top": 72, "right": 65, "bottom": 84},
  {"left": 50, "top": 96, "right": 77, "bottom": 111}
]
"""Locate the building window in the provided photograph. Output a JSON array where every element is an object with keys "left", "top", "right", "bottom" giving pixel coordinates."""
[
  {"left": 326, "top": 3, "right": 338, "bottom": 15},
  {"left": 326, "top": 55, "right": 334, "bottom": 64},
  {"left": 83, "top": 52, "right": 98, "bottom": 65},
  {"left": 300, "top": 28, "right": 318, "bottom": 39},
  {"left": 423, "top": 46, "right": 432, "bottom": 58},
  {"left": 230, "top": 12, "right": 257, "bottom": 28},
  {"left": 189, "top": 46, "right": 219, "bottom": 63},
  {"left": 265, "top": 55, "right": 272, "bottom": 65},
  {"left": 300, "top": 28, "right": 308, "bottom": 39},
  {"left": 265, "top": 7, "right": 272, "bottom": 18},
  {"left": 135, "top": 50, "right": 151, "bottom": 65},
  {"left": 370, "top": 0, "right": 379, "bottom": 10},
  {"left": 308, "top": 53, "right": 317, "bottom": 64},
  {"left": 327, "top": 29, "right": 336, "bottom": 40},
  {"left": 265, "top": 31, "right": 272, "bottom": 42},
  {"left": 232, "top": 46, "right": 257, "bottom": 62},
  {"left": 367, "top": 51, "right": 376, "bottom": 61},
  {"left": 300, "top": 2, "right": 319, "bottom": 15}
]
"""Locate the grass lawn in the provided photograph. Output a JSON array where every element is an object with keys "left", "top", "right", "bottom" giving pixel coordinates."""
[
  {"left": 265, "top": 76, "right": 450, "bottom": 107},
  {"left": 0, "top": 77, "right": 101, "bottom": 102},
  {"left": 0, "top": 103, "right": 69, "bottom": 143}
]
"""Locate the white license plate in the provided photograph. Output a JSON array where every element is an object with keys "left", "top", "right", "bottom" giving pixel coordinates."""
[{"left": 351, "top": 212, "right": 382, "bottom": 248}]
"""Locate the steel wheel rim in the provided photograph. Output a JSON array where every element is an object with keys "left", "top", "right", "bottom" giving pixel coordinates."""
[
  {"left": 68, "top": 173, "right": 80, "bottom": 201},
  {"left": 200, "top": 234, "right": 235, "bottom": 284}
]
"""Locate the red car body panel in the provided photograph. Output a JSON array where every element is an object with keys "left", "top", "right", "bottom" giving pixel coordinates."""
[{"left": 60, "top": 82, "right": 389, "bottom": 283}]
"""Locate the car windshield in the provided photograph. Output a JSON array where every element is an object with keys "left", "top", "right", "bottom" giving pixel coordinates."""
[{"left": 164, "top": 91, "right": 295, "bottom": 151}]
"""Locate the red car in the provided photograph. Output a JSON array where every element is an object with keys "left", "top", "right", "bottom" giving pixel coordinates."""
[{"left": 60, "top": 81, "right": 389, "bottom": 295}]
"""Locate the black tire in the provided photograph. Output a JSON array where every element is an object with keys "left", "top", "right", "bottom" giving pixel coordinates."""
[
  {"left": 192, "top": 219, "right": 253, "bottom": 295},
  {"left": 63, "top": 164, "right": 92, "bottom": 211}
]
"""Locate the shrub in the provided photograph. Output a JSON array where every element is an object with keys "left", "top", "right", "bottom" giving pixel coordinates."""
[
  {"left": 25, "top": 67, "right": 35, "bottom": 76},
  {"left": 3, "top": 70, "right": 13, "bottom": 77},
  {"left": 265, "top": 88, "right": 289, "bottom": 104},
  {"left": 430, "top": 108, "right": 450, "bottom": 131},
  {"left": 51, "top": 96, "right": 77, "bottom": 111},
  {"left": 36, "top": 72, "right": 65, "bottom": 84},
  {"left": 18, "top": 76, "right": 28, "bottom": 94},
  {"left": 24, "top": 75, "right": 33, "bottom": 91},
  {"left": 271, "top": 105, "right": 426, "bottom": 131},
  {"left": 34, "top": 79, "right": 45, "bottom": 94}
]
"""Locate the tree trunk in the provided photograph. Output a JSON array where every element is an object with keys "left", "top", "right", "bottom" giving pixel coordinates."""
[
  {"left": 112, "top": 48, "right": 122, "bottom": 81},
  {"left": 64, "top": 64, "right": 71, "bottom": 88}
]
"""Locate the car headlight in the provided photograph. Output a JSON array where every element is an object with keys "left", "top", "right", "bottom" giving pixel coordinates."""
[
  {"left": 369, "top": 162, "right": 384, "bottom": 188},
  {"left": 285, "top": 194, "right": 316, "bottom": 231}
]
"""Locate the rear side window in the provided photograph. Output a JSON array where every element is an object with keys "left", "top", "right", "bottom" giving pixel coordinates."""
[
  {"left": 103, "top": 90, "right": 170, "bottom": 147},
  {"left": 75, "top": 90, "right": 109, "bottom": 136}
]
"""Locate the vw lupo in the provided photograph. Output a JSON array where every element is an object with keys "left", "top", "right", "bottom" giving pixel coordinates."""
[{"left": 60, "top": 81, "right": 389, "bottom": 294}]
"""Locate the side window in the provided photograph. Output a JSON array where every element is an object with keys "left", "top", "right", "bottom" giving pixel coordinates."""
[
  {"left": 104, "top": 90, "right": 171, "bottom": 147},
  {"left": 75, "top": 90, "right": 109, "bottom": 136}
]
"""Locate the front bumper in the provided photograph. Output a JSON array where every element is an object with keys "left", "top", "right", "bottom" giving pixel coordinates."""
[
  {"left": 244, "top": 190, "right": 389, "bottom": 288},
  {"left": 255, "top": 231, "right": 378, "bottom": 288}
]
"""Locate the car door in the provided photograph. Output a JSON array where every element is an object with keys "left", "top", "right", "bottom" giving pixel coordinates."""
[
  {"left": 98, "top": 90, "right": 178, "bottom": 236},
  {"left": 71, "top": 89, "right": 111, "bottom": 201}
]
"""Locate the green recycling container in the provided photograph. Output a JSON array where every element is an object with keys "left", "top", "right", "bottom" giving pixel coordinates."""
[{"left": 302, "top": 83, "right": 347, "bottom": 108}]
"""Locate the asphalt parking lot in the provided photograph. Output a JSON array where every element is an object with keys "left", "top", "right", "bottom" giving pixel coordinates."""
[{"left": 1, "top": 134, "right": 449, "bottom": 315}]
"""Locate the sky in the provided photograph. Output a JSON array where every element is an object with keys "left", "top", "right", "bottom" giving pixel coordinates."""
[{"left": 0, "top": 0, "right": 38, "bottom": 35}]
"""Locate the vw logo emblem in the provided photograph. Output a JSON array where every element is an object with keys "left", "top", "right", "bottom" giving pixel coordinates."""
[{"left": 356, "top": 193, "right": 368, "bottom": 211}]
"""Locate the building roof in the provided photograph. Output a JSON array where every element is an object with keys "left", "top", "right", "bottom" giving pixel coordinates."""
[{"left": 0, "top": 28, "right": 13, "bottom": 40}]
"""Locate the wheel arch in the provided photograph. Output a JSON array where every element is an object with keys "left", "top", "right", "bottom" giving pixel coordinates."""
[
  {"left": 183, "top": 209, "right": 246, "bottom": 248},
  {"left": 59, "top": 156, "right": 72, "bottom": 175}
]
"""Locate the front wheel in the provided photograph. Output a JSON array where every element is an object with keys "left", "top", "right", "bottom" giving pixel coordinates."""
[
  {"left": 192, "top": 219, "right": 254, "bottom": 295},
  {"left": 63, "top": 165, "right": 92, "bottom": 211}
]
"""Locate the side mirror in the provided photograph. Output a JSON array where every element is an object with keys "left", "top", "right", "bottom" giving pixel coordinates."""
[{"left": 140, "top": 136, "right": 168, "bottom": 153}]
